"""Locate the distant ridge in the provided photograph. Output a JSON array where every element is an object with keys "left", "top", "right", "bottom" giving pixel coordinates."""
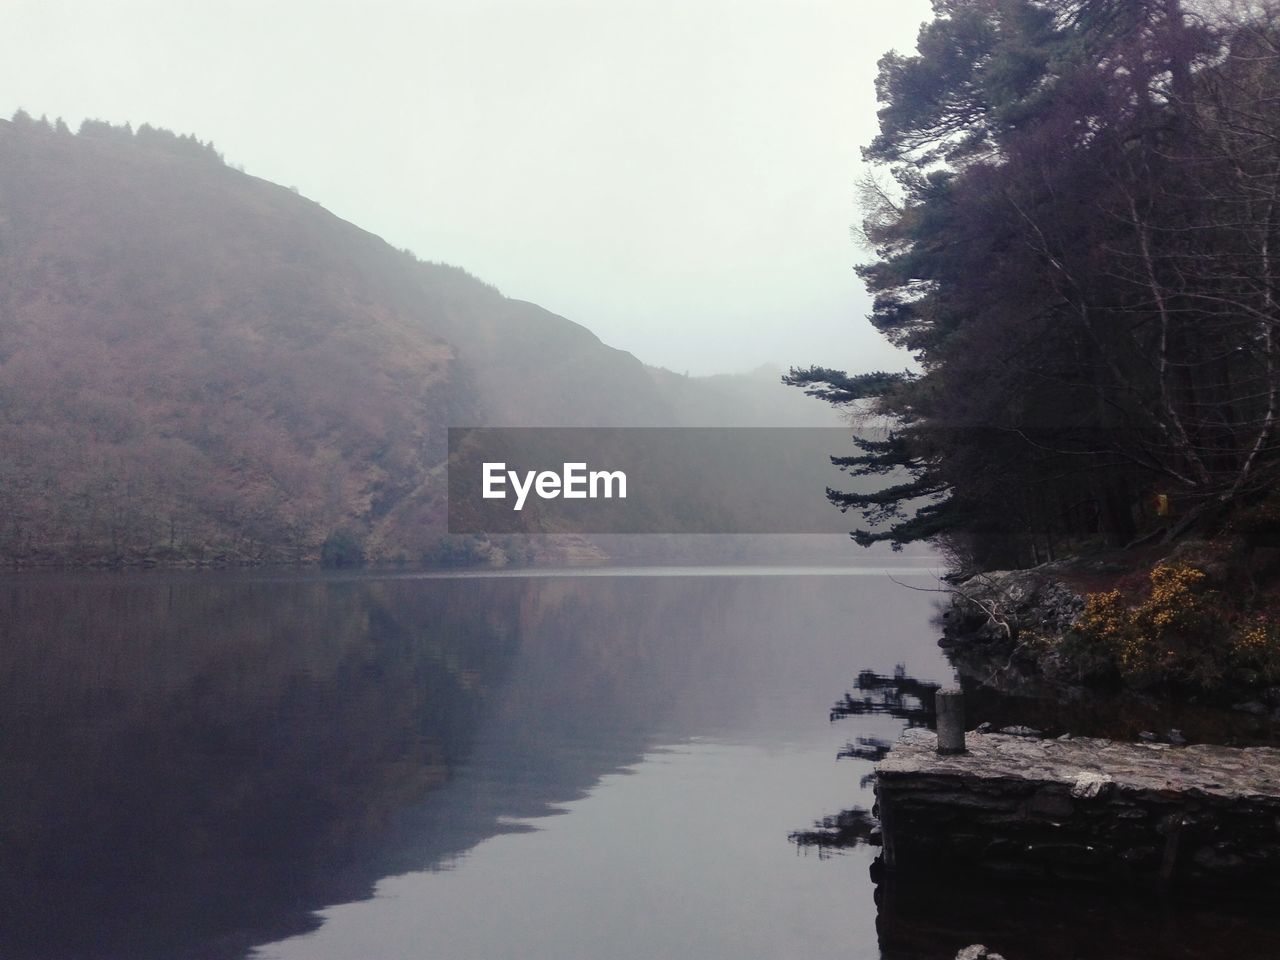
[{"left": 0, "top": 115, "right": 841, "bottom": 567}]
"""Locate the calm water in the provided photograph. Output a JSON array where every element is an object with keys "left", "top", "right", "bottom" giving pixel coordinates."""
[{"left": 4, "top": 563, "right": 1280, "bottom": 960}]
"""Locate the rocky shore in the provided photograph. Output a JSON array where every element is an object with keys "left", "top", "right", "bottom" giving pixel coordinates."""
[
  {"left": 876, "top": 727, "right": 1280, "bottom": 888},
  {"left": 940, "top": 549, "right": 1280, "bottom": 714}
]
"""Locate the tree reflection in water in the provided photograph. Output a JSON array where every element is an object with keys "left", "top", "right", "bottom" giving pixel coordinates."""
[
  {"left": 791, "top": 666, "right": 933, "bottom": 856},
  {"left": 792, "top": 664, "right": 1280, "bottom": 959}
]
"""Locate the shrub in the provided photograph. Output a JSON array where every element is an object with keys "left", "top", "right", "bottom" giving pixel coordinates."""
[
  {"left": 320, "top": 528, "right": 365, "bottom": 567},
  {"left": 1076, "top": 563, "right": 1233, "bottom": 688}
]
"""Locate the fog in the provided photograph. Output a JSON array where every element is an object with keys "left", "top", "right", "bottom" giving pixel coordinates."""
[{"left": 3, "top": 0, "right": 931, "bottom": 375}]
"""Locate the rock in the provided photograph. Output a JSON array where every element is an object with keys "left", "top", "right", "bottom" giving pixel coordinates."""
[
  {"left": 1168, "top": 728, "right": 1188, "bottom": 746},
  {"left": 1071, "top": 771, "right": 1114, "bottom": 799},
  {"left": 1201, "top": 561, "right": 1230, "bottom": 586},
  {"left": 1232, "top": 701, "right": 1268, "bottom": 716},
  {"left": 1157, "top": 812, "right": 1193, "bottom": 835},
  {"left": 1138, "top": 731, "right": 1158, "bottom": 742},
  {"left": 1028, "top": 788, "right": 1075, "bottom": 818},
  {"left": 954, "top": 947, "right": 1005, "bottom": 960},
  {"left": 1164, "top": 538, "right": 1215, "bottom": 566},
  {"left": 898, "top": 727, "right": 937, "bottom": 747},
  {"left": 1193, "top": 845, "right": 1246, "bottom": 870},
  {"left": 948, "top": 568, "right": 1083, "bottom": 645},
  {"left": 998, "top": 725, "right": 1042, "bottom": 738},
  {"left": 975, "top": 721, "right": 994, "bottom": 734}
]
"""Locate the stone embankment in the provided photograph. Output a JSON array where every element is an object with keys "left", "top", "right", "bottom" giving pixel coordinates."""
[
  {"left": 938, "top": 565, "right": 1104, "bottom": 692},
  {"left": 875, "top": 727, "right": 1280, "bottom": 888},
  {"left": 942, "top": 566, "right": 1086, "bottom": 645}
]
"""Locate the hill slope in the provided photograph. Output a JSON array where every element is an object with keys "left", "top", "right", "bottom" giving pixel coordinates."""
[{"left": 0, "top": 116, "right": 840, "bottom": 566}]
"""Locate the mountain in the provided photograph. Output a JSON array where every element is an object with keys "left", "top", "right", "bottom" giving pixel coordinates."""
[{"left": 0, "top": 115, "right": 843, "bottom": 567}]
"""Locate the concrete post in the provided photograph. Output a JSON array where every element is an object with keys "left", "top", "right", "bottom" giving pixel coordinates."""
[{"left": 936, "top": 688, "right": 966, "bottom": 755}]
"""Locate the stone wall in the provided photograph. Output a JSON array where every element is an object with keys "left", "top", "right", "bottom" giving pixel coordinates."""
[{"left": 875, "top": 728, "right": 1280, "bottom": 890}]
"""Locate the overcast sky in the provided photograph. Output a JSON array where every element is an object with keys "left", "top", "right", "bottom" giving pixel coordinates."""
[{"left": 4, "top": 0, "right": 932, "bottom": 376}]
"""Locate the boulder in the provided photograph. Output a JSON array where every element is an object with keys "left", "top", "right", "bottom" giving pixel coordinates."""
[{"left": 947, "top": 568, "right": 1084, "bottom": 644}]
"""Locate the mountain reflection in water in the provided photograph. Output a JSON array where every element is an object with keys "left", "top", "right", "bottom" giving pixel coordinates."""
[{"left": 0, "top": 564, "right": 943, "bottom": 960}]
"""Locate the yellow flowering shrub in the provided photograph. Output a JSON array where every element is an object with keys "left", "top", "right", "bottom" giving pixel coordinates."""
[
  {"left": 1076, "top": 589, "right": 1127, "bottom": 645},
  {"left": 1074, "top": 563, "right": 1268, "bottom": 686},
  {"left": 1231, "top": 614, "right": 1280, "bottom": 681}
]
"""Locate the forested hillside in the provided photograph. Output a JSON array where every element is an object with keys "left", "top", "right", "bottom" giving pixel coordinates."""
[
  {"left": 791, "top": 0, "right": 1280, "bottom": 570},
  {"left": 0, "top": 114, "right": 837, "bottom": 567}
]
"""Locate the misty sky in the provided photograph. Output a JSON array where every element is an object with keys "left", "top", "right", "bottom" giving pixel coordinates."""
[{"left": 4, "top": 0, "right": 932, "bottom": 376}]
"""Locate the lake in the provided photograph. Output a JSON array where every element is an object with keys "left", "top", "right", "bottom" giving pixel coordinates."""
[{"left": 4, "top": 562, "right": 1279, "bottom": 960}]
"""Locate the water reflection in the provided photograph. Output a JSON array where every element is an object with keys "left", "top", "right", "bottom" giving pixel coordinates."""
[
  {"left": 791, "top": 668, "right": 933, "bottom": 856},
  {"left": 830, "top": 667, "right": 938, "bottom": 728},
  {"left": 796, "top": 665, "right": 1280, "bottom": 958},
  {"left": 0, "top": 577, "right": 521, "bottom": 958},
  {"left": 875, "top": 871, "right": 1280, "bottom": 960},
  {"left": 0, "top": 567, "right": 942, "bottom": 960}
]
